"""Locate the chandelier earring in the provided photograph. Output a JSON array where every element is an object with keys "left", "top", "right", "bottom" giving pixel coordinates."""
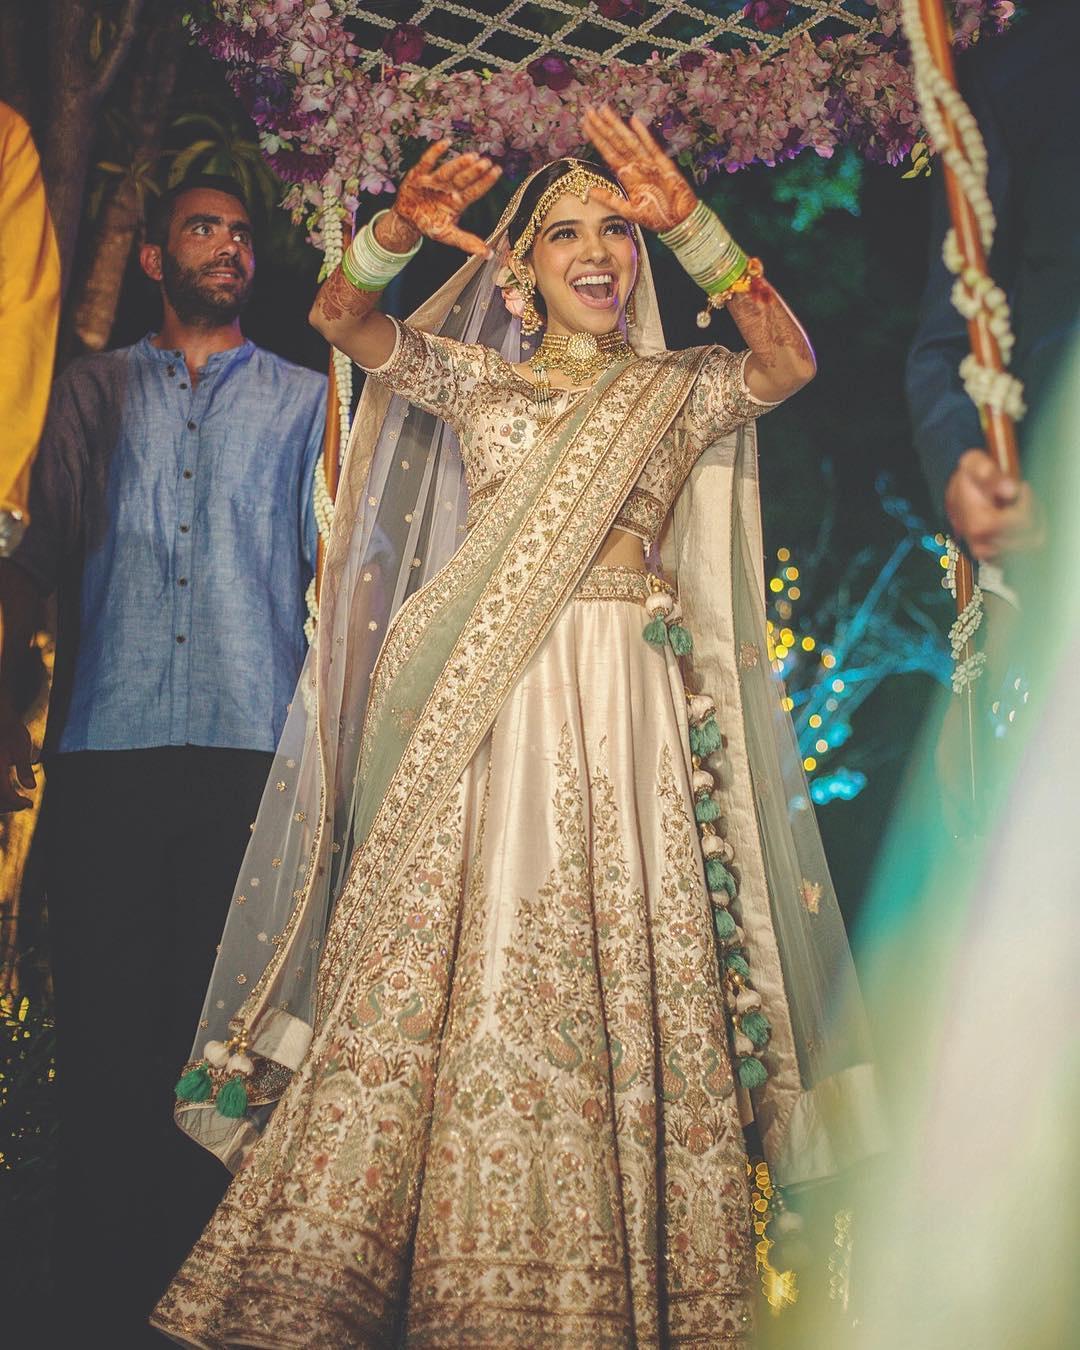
[
  {"left": 625, "top": 286, "right": 638, "bottom": 328},
  {"left": 519, "top": 274, "right": 543, "bottom": 335}
]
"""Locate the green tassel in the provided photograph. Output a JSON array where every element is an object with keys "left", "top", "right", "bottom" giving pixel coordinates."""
[
  {"left": 643, "top": 617, "right": 668, "bottom": 647},
  {"left": 740, "top": 1010, "right": 771, "bottom": 1048},
  {"left": 216, "top": 1075, "right": 249, "bottom": 1119},
  {"left": 697, "top": 716, "right": 722, "bottom": 755},
  {"left": 713, "top": 907, "right": 737, "bottom": 940},
  {"left": 695, "top": 795, "right": 720, "bottom": 823},
  {"left": 705, "top": 855, "right": 735, "bottom": 895},
  {"left": 726, "top": 952, "right": 751, "bottom": 978},
  {"left": 738, "top": 1055, "right": 768, "bottom": 1090},
  {"left": 668, "top": 624, "right": 693, "bottom": 656},
  {"left": 689, "top": 724, "right": 703, "bottom": 756},
  {"left": 175, "top": 1061, "right": 212, "bottom": 1103}
]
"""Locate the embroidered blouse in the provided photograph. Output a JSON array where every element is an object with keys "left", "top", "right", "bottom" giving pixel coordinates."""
[{"left": 363, "top": 319, "right": 778, "bottom": 546}]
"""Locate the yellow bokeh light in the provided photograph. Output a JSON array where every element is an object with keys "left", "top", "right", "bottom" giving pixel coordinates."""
[
  {"left": 815, "top": 738, "right": 828, "bottom": 753},
  {"left": 809, "top": 714, "right": 822, "bottom": 728},
  {"left": 777, "top": 547, "right": 791, "bottom": 562},
  {"left": 939, "top": 554, "right": 949, "bottom": 569},
  {"left": 803, "top": 756, "right": 817, "bottom": 772},
  {"left": 832, "top": 678, "right": 845, "bottom": 693},
  {"left": 784, "top": 566, "right": 800, "bottom": 581},
  {"left": 779, "top": 627, "right": 795, "bottom": 646},
  {"left": 769, "top": 577, "right": 784, "bottom": 593},
  {"left": 821, "top": 652, "right": 836, "bottom": 669},
  {"left": 774, "top": 644, "right": 789, "bottom": 660},
  {"left": 767, "top": 619, "right": 775, "bottom": 632},
  {"left": 788, "top": 586, "right": 801, "bottom": 600},
  {"left": 781, "top": 696, "right": 794, "bottom": 711},
  {"left": 801, "top": 636, "right": 815, "bottom": 652}
]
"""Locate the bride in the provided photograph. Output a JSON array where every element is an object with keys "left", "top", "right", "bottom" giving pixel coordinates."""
[{"left": 153, "top": 105, "right": 879, "bottom": 1346}]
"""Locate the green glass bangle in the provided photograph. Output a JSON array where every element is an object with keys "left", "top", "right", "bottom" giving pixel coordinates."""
[
  {"left": 339, "top": 248, "right": 389, "bottom": 293},
  {"left": 701, "top": 249, "right": 750, "bottom": 297}
]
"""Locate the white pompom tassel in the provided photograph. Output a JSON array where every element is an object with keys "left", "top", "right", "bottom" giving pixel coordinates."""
[
  {"left": 734, "top": 1032, "right": 756, "bottom": 1058},
  {"left": 226, "top": 1053, "right": 254, "bottom": 1077},
  {"left": 688, "top": 693, "right": 715, "bottom": 724},
  {"left": 203, "top": 1040, "right": 231, "bottom": 1069},
  {"left": 692, "top": 767, "right": 714, "bottom": 796},
  {"left": 735, "top": 989, "right": 762, "bottom": 1014},
  {"left": 644, "top": 591, "right": 674, "bottom": 619},
  {"left": 700, "top": 833, "right": 725, "bottom": 857}
]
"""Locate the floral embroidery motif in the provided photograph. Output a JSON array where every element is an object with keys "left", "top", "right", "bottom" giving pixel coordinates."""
[{"left": 739, "top": 641, "right": 760, "bottom": 670}]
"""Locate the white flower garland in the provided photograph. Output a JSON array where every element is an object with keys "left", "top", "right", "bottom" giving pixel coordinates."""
[
  {"left": 948, "top": 585, "right": 987, "bottom": 693},
  {"left": 900, "top": 0, "right": 1027, "bottom": 694},
  {"left": 306, "top": 194, "right": 355, "bottom": 642}
]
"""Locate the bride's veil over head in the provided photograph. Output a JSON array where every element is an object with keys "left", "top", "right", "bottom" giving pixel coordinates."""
[{"left": 177, "top": 159, "right": 880, "bottom": 1193}]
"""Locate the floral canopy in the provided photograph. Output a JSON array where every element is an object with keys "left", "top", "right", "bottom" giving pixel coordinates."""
[{"left": 194, "top": 0, "right": 1013, "bottom": 226}]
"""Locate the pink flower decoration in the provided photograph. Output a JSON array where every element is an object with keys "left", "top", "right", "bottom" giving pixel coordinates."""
[
  {"left": 382, "top": 23, "right": 425, "bottom": 65},
  {"left": 500, "top": 286, "right": 526, "bottom": 320},
  {"left": 192, "top": 0, "right": 1014, "bottom": 248},
  {"left": 527, "top": 55, "right": 576, "bottom": 92}
]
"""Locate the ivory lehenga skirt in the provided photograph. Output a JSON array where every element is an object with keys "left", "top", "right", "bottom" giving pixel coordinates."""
[{"left": 153, "top": 564, "right": 755, "bottom": 1348}]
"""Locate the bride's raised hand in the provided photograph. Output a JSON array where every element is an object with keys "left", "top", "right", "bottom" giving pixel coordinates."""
[
  {"left": 392, "top": 141, "right": 502, "bottom": 257},
  {"left": 581, "top": 105, "right": 697, "bottom": 233}
]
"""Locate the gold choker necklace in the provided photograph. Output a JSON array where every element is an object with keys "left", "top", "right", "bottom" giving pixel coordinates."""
[{"left": 529, "top": 330, "right": 633, "bottom": 423}]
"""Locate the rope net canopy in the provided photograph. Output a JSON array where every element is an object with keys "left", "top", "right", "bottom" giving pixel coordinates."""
[
  {"left": 341, "top": 0, "right": 881, "bottom": 77},
  {"left": 193, "top": 1, "right": 1014, "bottom": 221}
]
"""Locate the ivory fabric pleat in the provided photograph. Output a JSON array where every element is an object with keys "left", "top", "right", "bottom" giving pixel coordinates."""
[{"left": 154, "top": 567, "right": 753, "bottom": 1348}]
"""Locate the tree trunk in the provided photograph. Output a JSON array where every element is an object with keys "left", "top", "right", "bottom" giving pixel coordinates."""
[
  {"left": 69, "top": 9, "right": 183, "bottom": 351},
  {"left": 0, "top": 4, "right": 33, "bottom": 119},
  {"left": 40, "top": 0, "right": 145, "bottom": 300}
]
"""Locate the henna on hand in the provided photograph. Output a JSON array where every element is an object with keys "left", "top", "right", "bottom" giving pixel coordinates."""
[
  {"left": 393, "top": 140, "right": 502, "bottom": 257},
  {"left": 728, "top": 277, "right": 816, "bottom": 397},
  {"left": 313, "top": 264, "right": 382, "bottom": 325},
  {"left": 581, "top": 105, "right": 698, "bottom": 233},
  {"left": 373, "top": 208, "right": 422, "bottom": 255}
]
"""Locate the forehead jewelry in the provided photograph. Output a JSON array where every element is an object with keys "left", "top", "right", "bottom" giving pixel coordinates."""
[{"left": 510, "top": 164, "right": 629, "bottom": 262}]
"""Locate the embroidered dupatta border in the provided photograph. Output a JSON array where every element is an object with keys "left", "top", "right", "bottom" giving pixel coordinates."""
[{"left": 316, "top": 348, "right": 709, "bottom": 1011}]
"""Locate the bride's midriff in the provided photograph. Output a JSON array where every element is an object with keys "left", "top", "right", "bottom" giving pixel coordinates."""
[{"left": 596, "top": 526, "right": 647, "bottom": 571}]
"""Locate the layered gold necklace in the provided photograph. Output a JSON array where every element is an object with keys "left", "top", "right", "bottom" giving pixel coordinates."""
[{"left": 529, "top": 330, "right": 633, "bottom": 424}]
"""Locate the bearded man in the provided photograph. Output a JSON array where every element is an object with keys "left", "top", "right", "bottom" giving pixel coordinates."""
[{"left": 0, "top": 175, "right": 325, "bottom": 1341}]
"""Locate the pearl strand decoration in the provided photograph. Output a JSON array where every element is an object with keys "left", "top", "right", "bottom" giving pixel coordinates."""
[
  {"left": 948, "top": 584, "right": 987, "bottom": 693},
  {"left": 305, "top": 194, "right": 355, "bottom": 643},
  {"left": 900, "top": 0, "right": 1027, "bottom": 694}
]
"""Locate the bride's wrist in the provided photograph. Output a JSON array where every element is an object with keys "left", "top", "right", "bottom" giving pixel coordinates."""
[
  {"left": 341, "top": 209, "right": 423, "bottom": 293},
  {"left": 377, "top": 207, "right": 422, "bottom": 254},
  {"left": 659, "top": 200, "right": 748, "bottom": 294}
]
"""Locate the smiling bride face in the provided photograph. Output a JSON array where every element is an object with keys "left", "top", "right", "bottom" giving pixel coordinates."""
[{"left": 520, "top": 192, "right": 638, "bottom": 338}]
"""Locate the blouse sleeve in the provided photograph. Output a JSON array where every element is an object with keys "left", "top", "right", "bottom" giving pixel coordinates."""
[
  {"left": 681, "top": 346, "right": 784, "bottom": 444},
  {"left": 359, "top": 318, "right": 490, "bottom": 430}
]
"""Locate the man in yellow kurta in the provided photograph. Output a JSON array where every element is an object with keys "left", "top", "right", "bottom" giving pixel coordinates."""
[{"left": 0, "top": 101, "right": 60, "bottom": 557}]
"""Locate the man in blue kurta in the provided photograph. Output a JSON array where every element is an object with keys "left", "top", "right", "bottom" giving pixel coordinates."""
[{"left": 0, "top": 175, "right": 325, "bottom": 1340}]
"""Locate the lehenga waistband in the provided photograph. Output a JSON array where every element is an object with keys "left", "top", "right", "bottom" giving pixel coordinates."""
[{"left": 573, "top": 564, "right": 672, "bottom": 604}]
